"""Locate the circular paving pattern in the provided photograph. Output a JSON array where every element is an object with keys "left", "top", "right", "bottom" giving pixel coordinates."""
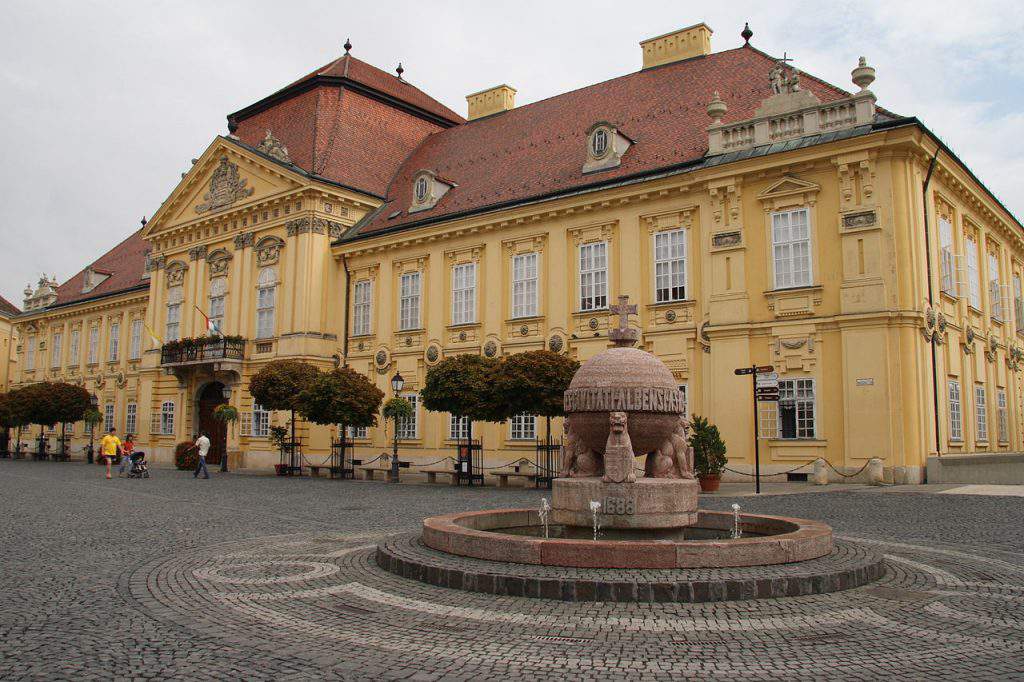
[{"left": 122, "top": 529, "right": 1024, "bottom": 679}]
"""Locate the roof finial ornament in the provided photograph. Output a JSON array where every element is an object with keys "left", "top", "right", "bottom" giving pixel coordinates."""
[
  {"left": 741, "top": 22, "right": 753, "bottom": 45},
  {"left": 396, "top": 62, "right": 404, "bottom": 79},
  {"left": 141, "top": 216, "right": 147, "bottom": 227},
  {"left": 706, "top": 91, "right": 727, "bottom": 124},
  {"left": 851, "top": 56, "right": 875, "bottom": 92},
  {"left": 344, "top": 38, "right": 352, "bottom": 54}
]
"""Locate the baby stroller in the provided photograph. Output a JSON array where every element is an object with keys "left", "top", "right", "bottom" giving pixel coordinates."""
[{"left": 126, "top": 451, "right": 150, "bottom": 478}]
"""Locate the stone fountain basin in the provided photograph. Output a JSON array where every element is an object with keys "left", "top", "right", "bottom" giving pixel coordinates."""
[{"left": 422, "top": 509, "right": 832, "bottom": 569}]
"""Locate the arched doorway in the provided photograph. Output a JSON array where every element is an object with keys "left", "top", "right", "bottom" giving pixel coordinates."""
[{"left": 197, "top": 382, "right": 228, "bottom": 466}]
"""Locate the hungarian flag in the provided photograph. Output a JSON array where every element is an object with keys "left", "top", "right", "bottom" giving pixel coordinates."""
[{"left": 195, "top": 306, "right": 222, "bottom": 337}]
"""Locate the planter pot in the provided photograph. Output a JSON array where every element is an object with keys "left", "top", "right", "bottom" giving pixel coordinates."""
[
  {"left": 274, "top": 464, "right": 288, "bottom": 476},
  {"left": 698, "top": 474, "right": 721, "bottom": 493}
]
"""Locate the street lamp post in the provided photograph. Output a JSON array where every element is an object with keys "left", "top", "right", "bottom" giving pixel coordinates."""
[{"left": 390, "top": 371, "right": 404, "bottom": 483}]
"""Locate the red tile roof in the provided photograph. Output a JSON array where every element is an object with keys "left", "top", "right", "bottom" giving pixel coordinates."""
[
  {"left": 350, "top": 46, "right": 864, "bottom": 237},
  {"left": 0, "top": 295, "right": 19, "bottom": 317},
  {"left": 230, "top": 53, "right": 464, "bottom": 197},
  {"left": 53, "top": 229, "right": 150, "bottom": 307}
]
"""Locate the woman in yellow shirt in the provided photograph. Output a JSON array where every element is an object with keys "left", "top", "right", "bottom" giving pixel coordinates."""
[{"left": 99, "top": 428, "right": 122, "bottom": 480}]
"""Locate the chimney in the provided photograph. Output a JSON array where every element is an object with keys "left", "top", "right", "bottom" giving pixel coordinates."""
[
  {"left": 466, "top": 84, "right": 516, "bottom": 121},
  {"left": 640, "top": 22, "right": 712, "bottom": 69}
]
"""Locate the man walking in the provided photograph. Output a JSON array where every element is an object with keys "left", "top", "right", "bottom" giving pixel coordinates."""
[
  {"left": 192, "top": 432, "right": 211, "bottom": 479},
  {"left": 99, "top": 428, "right": 121, "bottom": 480}
]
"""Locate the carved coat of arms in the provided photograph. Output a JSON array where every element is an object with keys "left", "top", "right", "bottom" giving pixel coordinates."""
[{"left": 195, "top": 155, "right": 254, "bottom": 213}]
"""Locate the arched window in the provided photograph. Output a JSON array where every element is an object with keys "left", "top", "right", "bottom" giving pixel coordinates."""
[
  {"left": 209, "top": 277, "right": 227, "bottom": 333},
  {"left": 256, "top": 267, "right": 277, "bottom": 339},
  {"left": 166, "top": 285, "right": 183, "bottom": 341}
]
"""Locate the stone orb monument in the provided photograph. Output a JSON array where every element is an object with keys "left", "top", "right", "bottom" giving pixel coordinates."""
[{"left": 554, "top": 296, "right": 699, "bottom": 529}]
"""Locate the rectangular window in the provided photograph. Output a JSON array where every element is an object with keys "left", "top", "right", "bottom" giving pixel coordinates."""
[
  {"left": 1015, "top": 274, "right": 1024, "bottom": 334},
  {"left": 511, "top": 253, "right": 538, "bottom": 318},
  {"left": 975, "top": 384, "right": 988, "bottom": 442},
  {"left": 108, "top": 322, "right": 120, "bottom": 362},
  {"left": 256, "top": 269, "right": 277, "bottom": 339},
  {"left": 209, "top": 277, "right": 227, "bottom": 333},
  {"left": 103, "top": 404, "right": 115, "bottom": 432},
  {"left": 997, "top": 388, "right": 1009, "bottom": 443},
  {"left": 988, "top": 251, "right": 1003, "bottom": 321},
  {"left": 778, "top": 378, "right": 815, "bottom": 439},
  {"left": 129, "top": 319, "right": 143, "bottom": 360},
  {"left": 345, "top": 425, "right": 368, "bottom": 440},
  {"left": 948, "top": 379, "right": 963, "bottom": 441},
  {"left": 353, "top": 280, "right": 373, "bottom": 336},
  {"left": 87, "top": 327, "right": 99, "bottom": 364},
  {"left": 449, "top": 414, "right": 470, "bottom": 441},
  {"left": 399, "top": 272, "right": 421, "bottom": 331},
  {"left": 166, "top": 285, "right": 183, "bottom": 342},
  {"left": 51, "top": 332, "right": 62, "bottom": 369},
  {"left": 654, "top": 229, "right": 687, "bottom": 303},
  {"left": 253, "top": 403, "right": 270, "bottom": 437},
  {"left": 69, "top": 329, "right": 80, "bottom": 367},
  {"left": 579, "top": 242, "right": 608, "bottom": 311},
  {"left": 451, "top": 263, "right": 477, "bottom": 325},
  {"left": 126, "top": 402, "right": 137, "bottom": 435},
  {"left": 396, "top": 394, "right": 418, "bottom": 440},
  {"left": 678, "top": 384, "right": 689, "bottom": 419},
  {"left": 510, "top": 414, "right": 536, "bottom": 441},
  {"left": 25, "top": 336, "right": 36, "bottom": 370},
  {"left": 966, "top": 236, "right": 981, "bottom": 309},
  {"left": 161, "top": 401, "right": 175, "bottom": 436},
  {"left": 939, "top": 217, "right": 957, "bottom": 296},
  {"left": 772, "top": 208, "right": 812, "bottom": 289}
]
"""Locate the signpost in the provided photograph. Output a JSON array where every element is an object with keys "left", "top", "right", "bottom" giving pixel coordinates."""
[{"left": 734, "top": 364, "right": 776, "bottom": 494}]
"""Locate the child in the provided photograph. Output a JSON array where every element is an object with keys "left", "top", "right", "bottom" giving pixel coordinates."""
[{"left": 118, "top": 434, "right": 135, "bottom": 477}]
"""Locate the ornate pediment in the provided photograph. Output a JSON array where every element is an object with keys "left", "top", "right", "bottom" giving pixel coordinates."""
[
  {"left": 195, "top": 155, "right": 254, "bottom": 214},
  {"left": 758, "top": 176, "right": 821, "bottom": 211},
  {"left": 206, "top": 248, "right": 233, "bottom": 277},
  {"left": 255, "top": 236, "right": 285, "bottom": 267},
  {"left": 256, "top": 130, "right": 291, "bottom": 164}
]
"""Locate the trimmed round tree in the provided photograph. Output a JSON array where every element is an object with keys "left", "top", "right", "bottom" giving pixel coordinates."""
[
  {"left": 0, "top": 391, "right": 29, "bottom": 455},
  {"left": 46, "top": 383, "right": 92, "bottom": 457},
  {"left": 493, "top": 350, "right": 580, "bottom": 448},
  {"left": 297, "top": 367, "right": 385, "bottom": 438},
  {"left": 420, "top": 354, "right": 503, "bottom": 453},
  {"left": 19, "top": 383, "right": 64, "bottom": 455},
  {"left": 248, "top": 360, "right": 320, "bottom": 449}
]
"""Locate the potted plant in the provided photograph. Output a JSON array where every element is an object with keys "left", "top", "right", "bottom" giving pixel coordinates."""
[
  {"left": 269, "top": 425, "right": 290, "bottom": 475},
  {"left": 174, "top": 440, "right": 198, "bottom": 470},
  {"left": 690, "top": 415, "right": 727, "bottom": 493}
]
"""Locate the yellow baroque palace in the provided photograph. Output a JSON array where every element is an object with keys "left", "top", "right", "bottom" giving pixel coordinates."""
[{"left": 8, "top": 23, "right": 1024, "bottom": 482}]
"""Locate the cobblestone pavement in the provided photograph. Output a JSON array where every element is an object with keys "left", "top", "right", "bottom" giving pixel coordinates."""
[{"left": 1, "top": 459, "right": 1023, "bottom": 681}]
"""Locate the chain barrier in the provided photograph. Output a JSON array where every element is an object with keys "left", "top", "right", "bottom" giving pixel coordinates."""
[
  {"left": 409, "top": 456, "right": 456, "bottom": 468},
  {"left": 824, "top": 458, "right": 872, "bottom": 479},
  {"left": 478, "top": 458, "right": 535, "bottom": 470},
  {"left": 722, "top": 459, "right": 818, "bottom": 478}
]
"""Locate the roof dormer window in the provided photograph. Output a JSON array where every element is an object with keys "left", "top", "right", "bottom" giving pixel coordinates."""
[
  {"left": 409, "top": 170, "right": 454, "bottom": 213},
  {"left": 583, "top": 121, "right": 632, "bottom": 174}
]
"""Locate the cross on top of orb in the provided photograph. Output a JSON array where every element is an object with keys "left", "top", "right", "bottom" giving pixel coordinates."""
[{"left": 609, "top": 294, "right": 639, "bottom": 347}]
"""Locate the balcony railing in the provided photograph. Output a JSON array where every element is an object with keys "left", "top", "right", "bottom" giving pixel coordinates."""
[{"left": 160, "top": 337, "right": 246, "bottom": 365}]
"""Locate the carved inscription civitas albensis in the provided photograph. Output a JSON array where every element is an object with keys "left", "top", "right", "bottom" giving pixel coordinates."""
[
  {"left": 563, "top": 386, "right": 686, "bottom": 413},
  {"left": 195, "top": 156, "right": 254, "bottom": 213}
]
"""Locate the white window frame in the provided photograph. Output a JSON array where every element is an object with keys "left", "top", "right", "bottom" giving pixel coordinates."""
[
  {"left": 678, "top": 384, "right": 689, "bottom": 419},
  {"left": 449, "top": 414, "right": 470, "bottom": 441},
  {"left": 771, "top": 208, "right": 812, "bottom": 289},
  {"left": 509, "top": 414, "right": 536, "bottom": 441},
  {"left": 966, "top": 236, "right": 981, "bottom": 309},
  {"left": 511, "top": 252, "right": 538, "bottom": 319},
  {"left": 353, "top": 280, "right": 373, "bottom": 336},
  {"left": 997, "top": 388, "right": 1009, "bottom": 444},
  {"left": 396, "top": 393, "right": 418, "bottom": 440},
  {"left": 948, "top": 379, "right": 963, "bottom": 442},
  {"left": 87, "top": 327, "right": 99, "bottom": 365},
  {"left": 939, "top": 217, "right": 957, "bottom": 296},
  {"left": 25, "top": 336, "right": 36, "bottom": 371},
  {"left": 653, "top": 228, "right": 687, "bottom": 303},
  {"left": 451, "top": 263, "right": 477, "bottom": 326},
  {"left": 108, "top": 322, "right": 120, "bottom": 362},
  {"left": 209, "top": 277, "right": 228, "bottom": 333},
  {"left": 253, "top": 403, "right": 270, "bottom": 438},
  {"left": 399, "top": 272, "right": 421, "bottom": 331},
  {"left": 160, "top": 401, "right": 175, "bottom": 436},
  {"left": 103, "top": 404, "right": 115, "bottom": 432},
  {"left": 166, "top": 285, "right": 183, "bottom": 342},
  {"left": 345, "top": 425, "right": 369, "bottom": 440},
  {"left": 578, "top": 241, "right": 608, "bottom": 312},
  {"left": 51, "top": 332, "right": 62, "bottom": 369},
  {"left": 129, "top": 319, "right": 143, "bottom": 361},
  {"left": 126, "top": 402, "right": 137, "bottom": 435},
  {"left": 988, "top": 251, "right": 1003, "bottom": 321},
  {"left": 69, "top": 329, "right": 80, "bottom": 367},
  {"left": 1015, "top": 273, "right": 1024, "bottom": 334},
  {"left": 256, "top": 268, "right": 277, "bottom": 339},
  {"left": 778, "top": 378, "right": 816, "bottom": 439},
  {"left": 975, "top": 384, "right": 988, "bottom": 442}
]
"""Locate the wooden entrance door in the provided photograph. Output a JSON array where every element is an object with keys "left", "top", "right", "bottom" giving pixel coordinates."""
[{"left": 198, "top": 382, "right": 228, "bottom": 465}]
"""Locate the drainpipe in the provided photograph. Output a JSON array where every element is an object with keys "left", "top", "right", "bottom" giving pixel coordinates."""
[
  {"left": 922, "top": 147, "right": 941, "bottom": 482},
  {"left": 341, "top": 254, "right": 351, "bottom": 367}
]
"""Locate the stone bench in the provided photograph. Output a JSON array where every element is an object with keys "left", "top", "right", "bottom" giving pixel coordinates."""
[
  {"left": 487, "top": 470, "right": 539, "bottom": 488},
  {"left": 422, "top": 468, "right": 460, "bottom": 485},
  {"left": 358, "top": 466, "right": 392, "bottom": 481}
]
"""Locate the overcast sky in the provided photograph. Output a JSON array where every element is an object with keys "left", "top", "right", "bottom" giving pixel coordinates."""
[{"left": 1, "top": 0, "right": 1021, "bottom": 307}]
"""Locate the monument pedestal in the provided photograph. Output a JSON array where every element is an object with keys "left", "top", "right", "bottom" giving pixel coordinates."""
[{"left": 551, "top": 477, "right": 699, "bottom": 529}]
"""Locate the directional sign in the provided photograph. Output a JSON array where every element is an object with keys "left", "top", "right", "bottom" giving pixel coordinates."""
[
  {"left": 735, "top": 367, "right": 756, "bottom": 376},
  {"left": 756, "top": 373, "right": 779, "bottom": 388},
  {"left": 755, "top": 365, "right": 775, "bottom": 374},
  {"left": 755, "top": 392, "right": 780, "bottom": 402}
]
